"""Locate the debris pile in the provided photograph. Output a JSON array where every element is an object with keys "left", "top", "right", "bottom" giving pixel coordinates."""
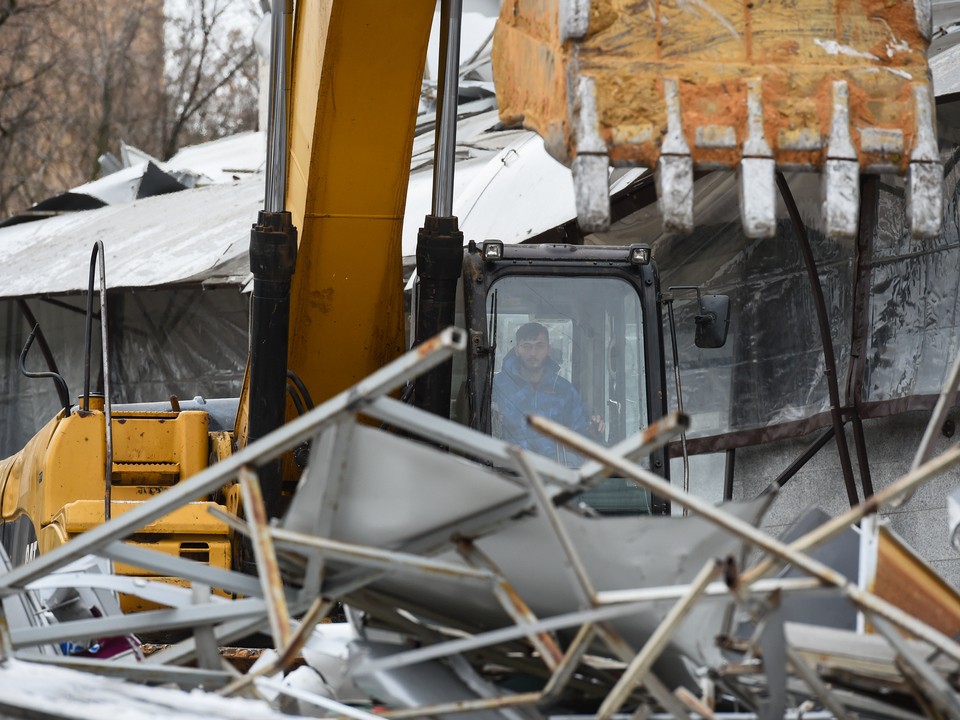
[{"left": 0, "top": 329, "right": 957, "bottom": 719}]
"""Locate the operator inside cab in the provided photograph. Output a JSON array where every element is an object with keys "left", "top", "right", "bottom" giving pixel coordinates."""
[
  {"left": 492, "top": 321, "right": 604, "bottom": 467},
  {"left": 481, "top": 274, "right": 647, "bottom": 470}
]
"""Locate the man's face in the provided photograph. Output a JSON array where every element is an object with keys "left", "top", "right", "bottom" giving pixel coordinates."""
[{"left": 517, "top": 332, "right": 550, "bottom": 372}]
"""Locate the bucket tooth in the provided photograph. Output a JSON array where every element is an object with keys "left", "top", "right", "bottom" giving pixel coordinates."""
[
  {"left": 908, "top": 84, "right": 942, "bottom": 239},
  {"left": 739, "top": 79, "right": 776, "bottom": 239},
  {"left": 571, "top": 75, "right": 610, "bottom": 232},
  {"left": 657, "top": 156, "right": 694, "bottom": 235},
  {"left": 573, "top": 155, "right": 611, "bottom": 232},
  {"left": 822, "top": 82, "right": 859, "bottom": 239},
  {"left": 822, "top": 160, "right": 860, "bottom": 239},
  {"left": 559, "top": 0, "right": 590, "bottom": 40},
  {"left": 739, "top": 158, "right": 776, "bottom": 239},
  {"left": 658, "top": 79, "right": 694, "bottom": 235}
]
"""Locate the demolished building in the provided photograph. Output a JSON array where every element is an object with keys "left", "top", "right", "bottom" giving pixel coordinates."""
[{"left": 0, "top": 0, "right": 959, "bottom": 717}]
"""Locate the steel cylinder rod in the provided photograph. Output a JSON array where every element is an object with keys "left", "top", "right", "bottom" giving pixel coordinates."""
[
  {"left": 264, "top": 0, "right": 291, "bottom": 213},
  {"left": 413, "top": 0, "right": 465, "bottom": 416},
  {"left": 432, "top": 0, "right": 463, "bottom": 217}
]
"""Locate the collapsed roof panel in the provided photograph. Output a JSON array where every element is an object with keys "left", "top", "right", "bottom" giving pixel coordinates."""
[{"left": 0, "top": 177, "right": 262, "bottom": 298}]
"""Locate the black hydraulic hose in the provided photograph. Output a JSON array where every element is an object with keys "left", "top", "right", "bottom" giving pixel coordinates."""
[
  {"left": 16, "top": 300, "right": 70, "bottom": 415},
  {"left": 286, "top": 369, "right": 315, "bottom": 411},
  {"left": 19, "top": 325, "right": 71, "bottom": 416},
  {"left": 286, "top": 382, "right": 307, "bottom": 417},
  {"left": 775, "top": 173, "right": 860, "bottom": 508},
  {"left": 79, "top": 240, "right": 113, "bottom": 522},
  {"left": 82, "top": 248, "right": 97, "bottom": 410}
]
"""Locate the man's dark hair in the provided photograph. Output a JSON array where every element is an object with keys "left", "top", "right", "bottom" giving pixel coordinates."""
[{"left": 516, "top": 322, "right": 549, "bottom": 344}]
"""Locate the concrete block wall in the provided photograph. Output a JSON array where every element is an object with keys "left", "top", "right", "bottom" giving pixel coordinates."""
[{"left": 730, "top": 410, "right": 960, "bottom": 587}]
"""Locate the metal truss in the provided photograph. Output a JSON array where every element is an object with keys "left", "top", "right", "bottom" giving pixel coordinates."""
[{"left": 1, "top": 327, "right": 959, "bottom": 719}]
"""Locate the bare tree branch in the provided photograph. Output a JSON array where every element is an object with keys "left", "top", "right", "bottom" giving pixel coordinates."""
[{"left": 0, "top": 0, "right": 260, "bottom": 218}]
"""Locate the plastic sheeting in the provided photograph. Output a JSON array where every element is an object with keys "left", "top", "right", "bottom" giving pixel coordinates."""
[
  {"left": 588, "top": 121, "right": 960, "bottom": 452},
  {"left": 864, "top": 159, "right": 960, "bottom": 408},
  {"left": 587, "top": 172, "right": 853, "bottom": 447},
  {"left": 0, "top": 287, "right": 248, "bottom": 457}
]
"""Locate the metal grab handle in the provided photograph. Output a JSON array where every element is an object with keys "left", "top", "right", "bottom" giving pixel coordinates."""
[{"left": 82, "top": 241, "right": 113, "bottom": 522}]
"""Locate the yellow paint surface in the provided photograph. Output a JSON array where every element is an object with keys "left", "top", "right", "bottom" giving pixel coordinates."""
[{"left": 286, "top": 0, "right": 435, "bottom": 410}]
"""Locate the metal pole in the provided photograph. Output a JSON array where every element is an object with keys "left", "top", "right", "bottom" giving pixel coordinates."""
[
  {"left": 530, "top": 414, "right": 960, "bottom": 662},
  {"left": 665, "top": 297, "right": 689, "bottom": 510},
  {"left": 238, "top": 467, "right": 293, "bottom": 649},
  {"left": 767, "top": 427, "right": 835, "bottom": 492},
  {"left": 723, "top": 448, "right": 735, "bottom": 501},
  {"left": 596, "top": 559, "right": 719, "bottom": 720},
  {"left": 509, "top": 447, "right": 597, "bottom": 605},
  {"left": 900, "top": 347, "right": 960, "bottom": 506}
]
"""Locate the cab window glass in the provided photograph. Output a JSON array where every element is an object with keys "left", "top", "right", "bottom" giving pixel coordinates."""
[{"left": 486, "top": 276, "right": 648, "bottom": 484}]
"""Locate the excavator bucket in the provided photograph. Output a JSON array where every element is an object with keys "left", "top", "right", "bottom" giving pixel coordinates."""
[{"left": 493, "top": 0, "right": 941, "bottom": 239}]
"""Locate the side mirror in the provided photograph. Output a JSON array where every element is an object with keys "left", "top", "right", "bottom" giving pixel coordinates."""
[{"left": 694, "top": 294, "right": 730, "bottom": 349}]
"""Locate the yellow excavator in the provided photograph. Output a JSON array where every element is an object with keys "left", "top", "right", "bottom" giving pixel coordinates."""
[{"left": 0, "top": 0, "right": 941, "bottom": 609}]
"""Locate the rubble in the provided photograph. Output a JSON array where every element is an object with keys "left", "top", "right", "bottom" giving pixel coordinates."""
[{"left": 0, "top": 328, "right": 957, "bottom": 718}]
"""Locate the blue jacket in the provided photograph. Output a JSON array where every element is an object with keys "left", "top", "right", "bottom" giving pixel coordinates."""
[{"left": 492, "top": 349, "right": 591, "bottom": 466}]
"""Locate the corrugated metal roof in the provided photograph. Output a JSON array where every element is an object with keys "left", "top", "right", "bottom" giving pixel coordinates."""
[{"left": 0, "top": 177, "right": 262, "bottom": 298}]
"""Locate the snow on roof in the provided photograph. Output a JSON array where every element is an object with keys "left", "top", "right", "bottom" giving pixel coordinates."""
[
  {"left": 0, "top": 177, "right": 262, "bottom": 298},
  {"left": 167, "top": 131, "right": 266, "bottom": 183}
]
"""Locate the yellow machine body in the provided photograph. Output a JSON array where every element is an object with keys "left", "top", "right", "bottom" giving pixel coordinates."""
[
  {"left": 0, "top": 408, "right": 230, "bottom": 612},
  {"left": 0, "top": 0, "right": 438, "bottom": 607},
  {"left": 283, "top": 0, "right": 435, "bottom": 414}
]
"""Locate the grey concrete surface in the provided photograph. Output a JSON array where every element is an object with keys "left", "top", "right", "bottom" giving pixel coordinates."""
[{"left": 728, "top": 410, "right": 960, "bottom": 587}]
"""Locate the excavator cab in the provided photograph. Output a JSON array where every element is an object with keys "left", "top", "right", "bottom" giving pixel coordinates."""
[{"left": 460, "top": 240, "right": 670, "bottom": 515}]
